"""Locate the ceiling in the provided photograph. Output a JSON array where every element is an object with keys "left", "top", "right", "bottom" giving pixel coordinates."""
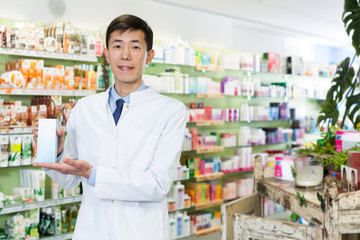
[{"left": 150, "top": 0, "right": 350, "bottom": 47}]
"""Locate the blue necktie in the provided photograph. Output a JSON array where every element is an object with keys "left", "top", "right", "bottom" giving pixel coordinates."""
[{"left": 113, "top": 99, "right": 125, "bottom": 125}]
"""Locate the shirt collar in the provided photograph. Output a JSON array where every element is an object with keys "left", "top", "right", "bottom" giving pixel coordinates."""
[{"left": 109, "top": 81, "right": 147, "bottom": 104}]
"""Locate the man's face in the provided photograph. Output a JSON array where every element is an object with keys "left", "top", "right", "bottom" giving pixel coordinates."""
[{"left": 104, "top": 29, "right": 154, "bottom": 87}]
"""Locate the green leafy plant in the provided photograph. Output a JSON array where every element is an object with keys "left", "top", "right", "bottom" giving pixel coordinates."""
[
  {"left": 317, "top": 192, "right": 326, "bottom": 212},
  {"left": 299, "top": 0, "right": 360, "bottom": 169},
  {"left": 297, "top": 191, "right": 307, "bottom": 208},
  {"left": 317, "top": 0, "right": 360, "bottom": 129}
]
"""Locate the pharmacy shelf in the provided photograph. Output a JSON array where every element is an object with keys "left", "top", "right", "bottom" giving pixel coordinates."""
[
  {"left": 196, "top": 93, "right": 224, "bottom": 98},
  {"left": 169, "top": 206, "right": 193, "bottom": 213},
  {"left": 195, "top": 199, "right": 223, "bottom": 210},
  {"left": 196, "top": 65, "right": 224, "bottom": 72},
  {"left": 0, "top": 126, "right": 66, "bottom": 135},
  {"left": 182, "top": 143, "right": 287, "bottom": 154},
  {"left": 195, "top": 226, "right": 221, "bottom": 237},
  {"left": 195, "top": 120, "right": 225, "bottom": 126},
  {"left": 0, "top": 164, "right": 32, "bottom": 169},
  {"left": 195, "top": 172, "right": 224, "bottom": 182},
  {"left": 0, "top": 88, "right": 96, "bottom": 96},
  {"left": 41, "top": 232, "right": 74, "bottom": 240},
  {"left": 196, "top": 146, "right": 225, "bottom": 154},
  {"left": 0, "top": 195, "right": 82, "bottom": 215},
  {"left": 0, "top": 48, "right": 98, "bottom": 62}
]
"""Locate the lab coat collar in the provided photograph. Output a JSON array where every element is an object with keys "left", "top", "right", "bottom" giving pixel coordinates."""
[{"left": 102, "top": 84, "right": 155, "bottom": 108}]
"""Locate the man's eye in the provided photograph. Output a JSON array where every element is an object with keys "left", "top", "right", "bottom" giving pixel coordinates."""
[
  {"left": 132, "top": 46, "right": 140, "bottom": 50},
  {"left": 114, "top": 45, "right": 121, "bottom": 49}
]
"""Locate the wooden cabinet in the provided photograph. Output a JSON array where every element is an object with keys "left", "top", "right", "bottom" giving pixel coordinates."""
[{"left": 222, "top": 157, "right": 360, "bottom": 240}]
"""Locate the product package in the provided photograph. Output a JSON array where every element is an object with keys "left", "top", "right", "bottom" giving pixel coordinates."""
[
  {"left": 0, "top": 135, "right": 9, "bottom": 167},
  {"left": 274, "top": 156, "right": 294, "bottom": 181},
  {"left": 348, "top": 151, "right": 360, "bottom": 189},
  {"left": 9, "top": 135, "right": 21, "bottom": 167},
  {"left": 21, "top": 135, "right": 32, "bottom": 166},
  {"left": 36, "top": 119, "right": 58, "bottom": 163}
]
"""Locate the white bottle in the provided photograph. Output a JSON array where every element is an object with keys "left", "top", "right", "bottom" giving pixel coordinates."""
[
  {"left": 175, "top": 211, "right": 183, "bottom": 238},
  {"left": 169, "top": 214, "right": 176, "bottom": 239},
  {"left": 183, "top": 212, "right": 190, "bottom": 237},
  {"left": 174, "top": 182, "right": 185, "bottom": 209}
]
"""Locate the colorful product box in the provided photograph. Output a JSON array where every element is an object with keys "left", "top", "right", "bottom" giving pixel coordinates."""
[{"left": 274, "top": 156, "right": 294, "bottom": 181}]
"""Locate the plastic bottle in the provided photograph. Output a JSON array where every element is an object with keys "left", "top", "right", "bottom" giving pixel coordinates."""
[
  {"left": 96, "top": 64, "right": 104, "bottom": 90},
  {"left": 95, "top": 32, "right": 103, "bottom": 56},
  {"left": 70, "top": 205, "right": 78, "bottom": 232},
  {"left": 174, "top": 182, "right": 185, "bottom": 209},
  {"left": 45, "top": 207, "right": 55, "bottom": 236},
  {"left": 88, "top": 31, "right": 96, "bottom": 55},
  {"left": 183, "top": 212, "right": 190, "bottom": 237},
  {"left": 169, "top": 214, "right": 176, "bottom": 239},
  {"left": 88, "top": 65, "right": 96, "bottom": 90},
  {"left": 38, "top": 208, "right": 47, "bottom": 235},
  {"left": 61, "top": 209, "right": 69, "bottom": 233},
  {"left": 175, "top": 211, "right": 183, "bottom": 238}
]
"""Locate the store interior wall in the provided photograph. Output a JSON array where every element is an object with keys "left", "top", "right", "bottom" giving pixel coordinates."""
[{"left": 1, "top": 0, "right": 354, "bottom": 64}]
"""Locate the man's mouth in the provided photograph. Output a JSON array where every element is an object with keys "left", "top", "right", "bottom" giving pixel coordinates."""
[{"left": 119, "top": 66, "right": 134, "bottom": 71}]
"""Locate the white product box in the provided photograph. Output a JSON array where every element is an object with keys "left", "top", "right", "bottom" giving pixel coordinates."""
[{"left": 37, "top": 119, "right": 58, "bottom": 163}]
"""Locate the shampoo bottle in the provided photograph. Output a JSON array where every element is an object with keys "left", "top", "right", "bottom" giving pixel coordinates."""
[
  {"left": 175, "top": 211, "right": 183, "bottom": 238},
  {"left": 183, "top": 212, "right": 190, "bottom": 237}
]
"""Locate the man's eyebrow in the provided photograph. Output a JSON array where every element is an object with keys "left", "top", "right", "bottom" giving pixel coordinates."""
[{"left": 112, "top": 39, "right": 142, "bottom": 44}]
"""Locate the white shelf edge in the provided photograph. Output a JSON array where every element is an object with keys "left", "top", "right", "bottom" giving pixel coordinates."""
[
  {"left": 0, "top": 48, "right": 98, "bottom": 62},
  {"left": 41, "top": 232, "right": 74, "bottom": 240},
  {"left": 0, "top": 195, "right": 82, "bottom": 215},
  {"left": 0, "top": 88, "right": 96, "bottom": 97}
]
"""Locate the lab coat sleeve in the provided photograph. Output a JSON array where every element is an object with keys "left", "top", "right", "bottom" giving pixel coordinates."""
[
  {"left": 93, "top": 102, "right": 187, "bottom": 201},
  {"left": 45, "top": 107, "right": 82, "bottom": 190}
]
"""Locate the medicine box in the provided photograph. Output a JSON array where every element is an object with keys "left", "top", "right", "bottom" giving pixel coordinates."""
[{"left": 37, "top": 119, "right": 58, "bottom": 163}]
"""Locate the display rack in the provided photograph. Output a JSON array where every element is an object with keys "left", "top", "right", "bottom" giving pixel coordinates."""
[
  {"left": 195, "top": 199, "right": 223, "bottom": 210},
  {"left": 196, "top": 146, "right": 225, "bottom": 154},
  {"left": 195, "top": 120, "right": 225, "bottom": 126},
  {"left": 41, "top": 232, "right": 74, "bottom": 240},
  {"left": 0, "top": 88, "right": 96, "bottom": 97},
  {"left": 195, "top": 226, "right": 221, "bottom": 237},
  {"left": 195, "top": 172, "right": 224, "bottom": 182},
  {"left": 0, "top": 196, "right": 82, "bottom": 215},
  {"left": 195, "top": 93, "right": 224, "bottom": 98},
  {"left": 222, "top": 157, "right": 360, "bottom": 240},
  {"left": 0, "top": 48, "right": 98, "bottom": 62}
]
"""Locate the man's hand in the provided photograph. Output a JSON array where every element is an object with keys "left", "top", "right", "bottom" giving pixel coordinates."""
[
  {"left": 32, "top": 117, "right": 65, "bottom": 157},
  {"left": 33, "top": 158, "right": 92, "bottom": 179}
]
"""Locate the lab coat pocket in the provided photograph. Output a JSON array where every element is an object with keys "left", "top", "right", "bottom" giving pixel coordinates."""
[{"left": 125, "top": 130, "right": 159, "bottom": 169}]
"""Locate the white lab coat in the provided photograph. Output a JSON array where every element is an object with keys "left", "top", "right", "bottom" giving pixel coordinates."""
[{"left": 46, "top": 86, "right": 187, "bottom": 240}]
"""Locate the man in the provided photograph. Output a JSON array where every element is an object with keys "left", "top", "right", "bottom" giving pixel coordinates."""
[{"left": 33, "top": 14, "right": 187, "bottom": 239}]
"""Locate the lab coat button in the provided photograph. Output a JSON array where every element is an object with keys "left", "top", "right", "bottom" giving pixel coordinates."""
[{"left": 111, "top": 200, "right": 114, "bottom": 203}]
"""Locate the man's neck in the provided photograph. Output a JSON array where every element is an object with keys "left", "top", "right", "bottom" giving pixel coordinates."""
[{"left": 114, "top": 81, "right": 142, "bottom": 98}]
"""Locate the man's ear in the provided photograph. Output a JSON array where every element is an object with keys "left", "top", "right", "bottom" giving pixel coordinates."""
[
  {"left": 104, "top": 47, "right": 110, "bottom": 63},
  {"left": 146, "top": 49, "right": 155, "bottom": 65}
]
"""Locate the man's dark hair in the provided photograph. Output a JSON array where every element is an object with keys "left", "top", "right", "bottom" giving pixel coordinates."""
[{"left": 106, "top": 14, "right": 153, "bottom": 51}]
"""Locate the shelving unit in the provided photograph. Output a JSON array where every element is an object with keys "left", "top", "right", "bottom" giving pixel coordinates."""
[
  {"left": 40, "top": 232, "right": 74, "bottom": 240},
  {"left": 195, "top": 199, "right": 223, "bottom": 210},
  {"left": 196, "top": 146, "right": 225, "bottom": 154},
  {"left": 195, "top": 172, "right": 224, "bottom": 182},
  {"left": 0, "top": 48, "right": 98, "bottom": 62},
  {"left": 0, "top": 88, "right": 96, "bottom": 97},
  {"left": 0, "top": 42, "right": 325, "bottom": 240},
  {"left": 222, "top": 157, "right": 360, "bottom": 240},
  {"left": 196, "top": 93, "right": 224, "bottom": 98},
  {"left": 0, "top": 196, "right": 82, "bottom": 215},
  {"left": 0, "top": 45, "right": 95, "bottom": 238},
  {"left": 195, "top": 120, "right": 225, "bottom": 126},
  {"left": 195, "top": 226, "right": 221, "bottom": 237}
]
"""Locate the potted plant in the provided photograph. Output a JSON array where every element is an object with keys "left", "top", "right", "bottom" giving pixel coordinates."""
[{"left": 299, "top": 0, "right": 360, "bottom": 170}]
